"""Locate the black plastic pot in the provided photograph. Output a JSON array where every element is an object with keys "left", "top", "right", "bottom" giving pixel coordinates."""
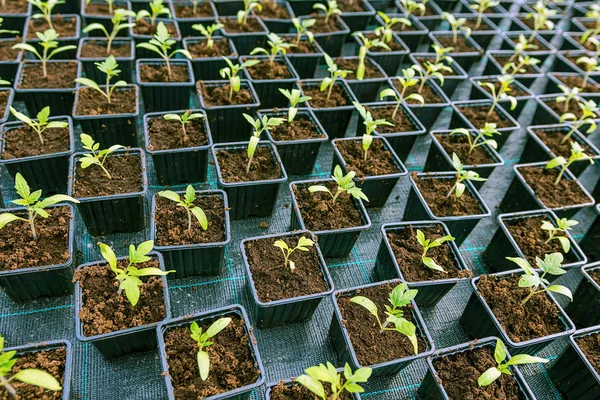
[
  {"left": 551, "top": 51, "right": 599, "bottom": 76},
  {"left": 398, "top": 0, "right": 443, "bottom": 30},
  {"left": 580, "top": 205, "right": 600, "bottom": 262},
  {"left": 469, "top": 75, "right": 535, "bottom": 122},
  {"left": 241, "top": 56, "right": 300, "bottom": 109},
  {"left": 0, "top": 204, "right": 75, "bottom": 302},
  {"left": 332, "top": 136, "right": 407, "bottom": 207},
  {"left": 329, "top": 279, "right": 435, "bottom": 377},
  {"left": 428, "top": 32, "right": 485, "bottom": 74},
  {"left": 453, "top": 100, "right": 521, "bottom": 140},
  {"left": 533, "top": 93, "right": 600, "bottom": 127},
  {"left": 0, "top": 2, "right": 31, "bottom": 31},
  {"left": 136, "top": 59, "right": 195, "bottom": 112},
  {"left": 430, "top": 14, "right": 500, "bottom": 50},
  {"left": 81, "top": 0, "right": 133, "bottom": 35},
  {"left": 130, "top": 18, "right": 182, "bottom": 54},
  {"left": 212, "top": 141, "right": 288, "bottom": 220},
  {"left": 381, "top": 15, "right": 430, "bottom": 52},
  {"left": 77, "top": 38, "right": 135, "bottom": 83},
  {"left": 254, "top": 0, "right": 295, "bottom": 33},
  {"left": 500, "top": 31, "right": 557, "bottom": 56},
  {"left": 279, "top": 33, "right": 324, "bottom": 79},
  {"left": 157, "top": 304, "right": 265, "bottom": 400},
  {"left": 220, "top": 16, "right": 268, "bottom": 55},
  {"left": 302, "top": 15, "right": 350, "bottom": 57},
  {"left": 567, "top": 261, "right": 600, "bottom": 328},
  {"left": 483, "top": 50, "right": 544, "bottom": 81},
  {"left": 24, "top": 15, "right": 81, "bottom": 52},
  {"left": 130, "top": 0, "right": 151, "bottom": 12},
  {"left": 404, "top": 172, "right": 491, "bottom": 246},
  {"left": 544, "top": 72, "right": 600, "bottom": 94},
  {"left": 408, "top": 52, "right": 468, "bottom": 100},
  {"left": 151, "top": 189, "right": 231, "bottom": 278},
  {"left": 342, "top": 56, "right": 388, "bottom": 103},
  {"left": 339, "top": 0, "right": 376, "bottom": 32},
  {"left": 68, "top": 148, "right": 148, "bottom": 236},
  {"left": 75, "top": 252, "right": 171, "bottom": 359},
  {"left": 183, "top": 36, "right": 238, "bottom": 81},
  {"left": 374, "top": 221, "right": 472, "bottom": 306},
  {"left": 460, "top": 270, "right": 576, "bottom": 354},
  {"left": 143, "top": 109, "right": 213, "bottom": 185},
  {"left": 289, "top": 178, "right": 372, "bottom": 258},
  {"left": 265, "top": 379, "right": 361, "bottom": 399},
  {"left": 0, "top": 116, "right": 75, "bottom": 194},
  {"left": 0, "top": 38, "right": 23, "bottom": 84},
  {"left": 170, "top": 0, "right": 218, "bottom": 37}
]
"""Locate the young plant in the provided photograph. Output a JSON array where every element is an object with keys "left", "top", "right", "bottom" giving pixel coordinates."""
[
  {"left": 250, "top": 33, "right": 294, "bottom": 65},
  {"left": 353, "top": 101, "right": 393, "bottom": 161},
  {"left": 163, "top": 110, "right": 204, "bottom": 138},
  {"left": 9, "top": 106, "right": 68, "bottom": 145},
  {"left": 78, "top": 133, "right": 125, "bottom": 179},
  {"left": 190, "top": 318, "right": 232, "bottom": 381},
  {"left": 446, "top": 153, "right": 487, "bottom": 198},
  {"left": 559, "top": 99, "right": 599, "bottom": 143},
  {"left": 0, "top": 335, "right": 62, "bottom": 396},
  {"left": 0, "top": 17, "right": 19, "bottom": 36},
  {"left": 353, "top": 32, "right": 390, "bottom": 80},
  {"left": 469, "top": 0, "right": 499, "bottom": 29},
  {"left": 237, "top": 0, "right": 262, "bottom": 26},
  {"left": 576, "top": 56, "right": 600, "bottom": 88},
  {"left": 413, "top": 61, "right": 450, "bottom": 93},
  {"left": 432, "top": 43, "right": 454, "bottom": 66},
  {"left": 185, "top": 0, "right": 204, "bottom": 16},
  {"left": 28, "top": 0, "right": 62, "bottom": 29},
  {"left": 379, "top": 68, "right": 424, "bottom": 119},
  {"left": 502, "top": 54, "right": 541, "bottom": 76},
  {"left": 442, "top": 12, "right": 471, "bottom": 45},
  {"left": 136, "top": 22, "right": 192, "bottom": 81},
  {"left": 507, "top": 253, "right": 572, "bottom": 305},
  {"left": 478, "top": 75, "right": 517, "bottom": 117},
  {"left": 75, "top": 55, "right": 127, "bottom": 105},
  {"left": 136, "top": 0, "right": 171, "bottom": 27},
  {"left": 0, "top": 78, "right": 9, "bottom": 85},
  {"left": 477, "top": 339, "right": 548, "bottom": 387},
  {"left": 375, "top": 11, "right": 411, "bottom": 38},
  {"left": 158, "top": 185, "right": 208, "bottom": 232},
  {"left": 545, "top": 141, "right": 594, "bottom": 185},
  {"left": 85, "top": 0, "right": 117, "bottom": 14},
  {"left": 398, "top": 0, "right": 426, "bottom": 17},
  {"left": 297, "top": 362, "right": 372, "bottom": 400},
  {"left": 97, "top": 241, "right": 173, "bottom": 306},
  {"left": 541, "top": 217, "right": 578, "bottom": 253},
  {"left": 191, "top": 23, "right": 223, "bottom": 49},
  {"left": 273, "top": 236, "right": 315, "bottom": 271},
  {"left": 320, "top": 53, "right": 352, "bottom": 102},
  {"left": 243, "top": 113, "right": 285, "bottom": 173},
  {"left": 449, "top": 122, "right": 501, "bottom": 154},
  {"left": 219, "top": 57, "right": 259, "bottom": 101},
  {"left": 525, "top": 1, "right": 556, "bottom": 43},
  {"left": 308, "top": 165, "right": 369, "bottom": 204},
  {"left": 556, "top": 84, "right": 581, "bottom": 113},
  {"left": 313, "top": 0, "right": 341, "bottom": 23},
  {"left": 350, "top": 283, "right": 419, "bottom": 354},
  {"left": 83, "top": 9, "right": 136, "bottom": 55},
  {"left": 12, "top": 29, "right": 77, "bottom": 78},
  {"left": 416, "top": 229, "right": 455, "bottom": 273},
  {"left": 278, "top": 88, "right": 311, "bottom": 122},
  {"left": 291, "top": 17, "right": 315, "bottom": 45}
]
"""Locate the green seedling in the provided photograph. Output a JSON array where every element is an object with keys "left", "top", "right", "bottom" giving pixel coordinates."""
[
  {"left": 163, "top": 110, "right": 204, "bottom": 138},
  {"left": 190, "top": 318, "right": 232, "bottom": 381},
  {"left": 297, "top": 362, "right": 372, "bottom": 400},
  {"left": 353, "top": 101, "right": 393, "bottom": 161},
  {"left": 442, "top": 12, "right": 471, "bottom": 45},
  {"left": 576, "top": 56, "right": 600, "bottom": 88},
  {"left": 416, "top": 229, "right": 455, "bottom": 273},
  {"left": 85, "top": 0, "right": 117, "bottom": 14},
  {"left": 581, "top": 5, "right": 600, "bottom": 44},
  {"left": 78, "top": 133, "right": 125, "bottom": 179},
  {"left": 449, "top": 122, "right": 501, "bottom": 154},
  {"left": 313, "top": 0, "right": 341, "bottom": 23},
  {"left": 273, "top": 236, "right": 315, "bottom": 271},
  {"left": 502, "top": 53, "right": 540, "bottom": 76},
  {"left": 291, "top": 17, "right": 315, "bottom": 45},
  {"left": 398, "top": 0, "right": 426, "bottom": 16},
  {"left": 238, "top": 0, "right": 262, "bottom": 26},
  {"left": 243, "top": 113, "right": 285, "bottom": 173},
  {"left": 351, "top": 283, "right": 419, "bottom": 354},
  {"left": 541, "top": 217, "right": 578, "bottom": 253},
  {"left": 250, "top": 32, "right": 294, "bottom": 65},
  {"left": 478, "top": 74, "right": 517, "bottom": 117},
  {"left": 375, "top": 11, "right": 411, "bottom": 38},
  {"left": 136, "top": 22, "right": 192, "bottom": 80},
  {"left": 559, "top": 99, "right": 599, "bottom": 143},
  {"left": 136, "top": 0, "right": 171, "bottom": 26},
  {"left": 379, "top": 67, "right": 424, "bottom": 119},
  {"left": 510, "top": 34, "right": 539, "bottom": 62},
  {"left": 219, "top": 58, "right": 259, "bottom": 100},
  {"left": 98, "top": 241, "right": 174, "bottom": 306},
  {"left": 447, "top": 153, "right": 487, "bottom": 198},
  {"left": 545, "top": 141, "right": 594, "bottom": 185},
  {"left": 185, "top": 0, "right": 204, "bottom": 16},
  {"left": 308, "top": 165, "right": 369, "bottom": 203},
  {"left": 28, "top": 0, "right": 63, "bottom": 29},
  {"left": 469, "top": 0, "right": 499, "bottom": 29},
  {"left": 556, "top": 84, "right": 581, "bottom": 113},
  {"left": 0, "top": 78, "right": 9, "bottom": 85},
  {"left": 320, "top": 53, "right": 352, "bottom": 102},
  {"left": 75, "top": 55, "right": 127, "bottom": 105},
  {"left": 158, "top": 185, "right": 208, "bottom": 232},
  {"left": 9, "top": 106, "right": 68, "bottom": 145},
  {"left": 432, "top": 43, "right": 454, "bottom": 66},
  {"left": 0, "top": 17, "right": 19, "bottom": 36},
  {"left": 525, "top": 0, "right": 556, "bottom": 43},
  {"left": 278, "top": 88, "right": 311, "bottom": 122},
  {"left": 191, "top": 23, "right": 223, "bottom": 49},
  {"left": 413, "top": 61, "right": 450, "bottom": 94},
  {"left": 353, "top": 32, "right": 390, "bottom": 80},
  {"left": 0, "top": 173, "right": 79, "bottom": 240},
  {"left": 83, "top": 9, "right": 136, "bottom": 54},
  {"left": 12, "top": 29, "right": 77, "bottom": 78}
]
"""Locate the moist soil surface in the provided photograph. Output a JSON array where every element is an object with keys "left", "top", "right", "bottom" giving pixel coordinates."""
[
  {"left": 256, "top": 1, "right": 289, "bottom": 18},
  {"left": 533, "top": 129, "right": 595, "bottom": 159},
  {"left": 163, "top": 316, "right": 260, "bottom": 398},
  {"left": 173, "top": 2, "right": 214, "bottom": 18},
  {"left": 133, "top": 20, "right": 179, "bottom": 37},
  {"left": 18, "top": 62, "right": 78, "bottom": 89},
  {"left": 270, "top": 381, "right": 353, "bottom": 400},
  {"left": 75, "top": 260, "right": 167, "bottom": 336},
  {"left": 310, "top": 14, "right": 344, "bottom": 33},
  {"left": 303, "top": 84, "right": 348, "bottom": 108},
  {"left": 243, "top": 233, "right": 328, "bottom": 302},
  {"left": 494, "top": 56, "right": 538, "bottom": 74},
  {"left": 436, "top": 133, "right": 496, "bottom": 165},
  {"left": 335, "top": 57, "right": 384, "bottom": 80},
  {"left": 387, "top": 225, "right": 470, "bottom": 281},
  {"left": 576, "top": 332, "right": 600, "bottom": 374},
  {"left": 477, "top": 274, "right": 563, "bottom": 342},
  {"left": 337, "top": 282, "right": 426, "bottom": 365},
  {"left": 139, "top": 63, "right": 189, "bottom": 83},
  {"left": 0, "top": 206, "right": 71, "bottom": 272},
  {"left": 215, "top": 147, "right": 282, "bottom": 183},
  {"left": 245, "top": 59, "right": 291, "bottom": 80},
  {"left": 72, "top": 154, "right": 143, "bottom": 198},
  {"left": 220, "top": 17, "right": 264, "bottom": 33},
  {"left": 519, "top": 166, "right": 590, "bottom": 208},
  {"left": 589, "top": 269, "right": 600, "bottom": 286},
  {"left": 0, "top": 347, "right": 67, "bottom": 400},
  {"left": 147, "top": 114, "right": 208, "bottom": 150},
  {"left": 154, "top": 194, "right": 225, "bottom": 246},
  {"left": 283, "top": 38, "right": 316, "bottom": 54},
  {"left": 413, "top": 173, "right": 483, "bottom": 216},
  {"left": 336, "top": 138, "right": 399, "bottom": 177},
  {"left": 368, "top": 104, "right": 416, "bottom": 133},
  {"left": 84, "top": 2, "right": 128, "bottom": 15},
  {"left": 187, "top": 38, "right": 233, "bottom": 58},
  {"left": 459, "top": 106, "right": 514, "bottom": 129},
  {"left": 463, "top": 19, "right": 492, "bottom": 31},
  {"left": 1, "top": 123, "right": 70, "bottom": 159},
  {"left": 338, "top": 0, "right": 366, "bottom": 12},
  {"left": 292, "top": 181, "right": 363, "bottom": 231},
  {"left": 436, "top": 36, "right": 480, "bottom": 53},
  {"left": 79, "top": 40, "right": 132, "bottom": 58},
  {"left": 0, "top": 39, "right": 21, "bottom": 61},
  {"left": 199, "top": 82, "right": 253, "bottom": 106},
  {"left": 553, "top": 74, "right": 600, "bottom": 93},
  {"left": 267, "top": 114, "right": 324, "bottom": 140},
  {"left": 27, "top": 15, "right": 77, "bottom": 39},
  {"left": 75, "top": 87, "right": 137, "bottom": 116},
  {"left": 415, "top": 57, "right": 456, "bottom": 76},
  {"left": 1, "top": 0, "right": 28, "bottom": 13},
  {"left": 395, "top": 80, "right": 444, "bottom": 104},
  {"left": 433, "top": 345, "right": 526, "bottom": 400},
  {"left": 0, "top": 91, "right": 7, "bottom": 118}
]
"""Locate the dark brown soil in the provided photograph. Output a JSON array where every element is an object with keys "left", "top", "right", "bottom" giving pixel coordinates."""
[
  {"left": 387, "top": 225, "right": 470, "bottom": 281},
  {"left": 477, "top": 274, "right": 563, "bottom": 342},
  {"left": 75, "top": 87, "right": 137, "bottom": 116},
  {"left": 335, "top": 57, "right": 384, "bottom": 80},
  {"left": 74, "top": 260, "right": 167, "bottom": 336},
  {"left": 543, "top": 98, "right": 595, "bottom": 119},
  {"left": 533, "top": 130, "right": 593, "bottom": 159},
  {"left": 164, "top": 316, "right": 261, "bottom": 398},
  {"left": 133, "top": 19, "right": 179, "bottom": 37},
  {"left": 576, "top": 332, "right": 600, "bottom": 374},
  {"left": 435, "top": 133, "right": 495, "bottom": 165},
  {"left": 220, "top": 17, "right": 264, "bottom": 33},
  {"left": 368, "top": 104, "right": 416, "bottom": 133},
  {"left": 362, "top": 32, "right": 404, "bottom": 51},
  {"left": 283, "top": 38, "right": 316, "bottom": 54},
  {"left": 267, "top": 114, "right": 324, "bottom": 140},
  {"left": 26, "top": 15, "right": 77, "bottom": 39},
  {"left": 520, "top": 166, "right": 590, "bottom": 208},
  {"left": 147, "top": 114, "right": 208, "bottom": 150},
  {"left": 0, "top": 0, "right": 28, "bottom": 13},
  {"left": 303, "top": 84, "right": 347, "bottom": 108},
  {"left": 243, "top": 233, "right": 328, "bottom": 302},
  {"left": 553, "top": 74, "right": 600, "bottom": 93},
  {"left": 0, "top": 91, "right": 6, "bottom": 117},
  {"left": 256, "top": 1, "right": 289, "bottom": 19},
  {"left": 215, "top": 147, "right": 282, "bottom": 183},
  {"left": 72, "top": 154, "right": 143, "bottom": 198},
  {"left": 245, "top": 59, "right": 291, "bottom": 80},
  {"left": 139, "top": 63, "right": 189, "bottom": 83},
  {"left": 270, "top": 381, "right": 353, "bottom": 400},
  {"left": 79, "top": 40, "right": 132, "bottom": 58},
  {"left": 436, "top": 36, "right": 481, "bottom": 53},
  {"left": 18, "top": 62, "right": 77, "bottom": 89},
  {"left": 187, "top": 38, "right": 233, "bottom": 58},
  {"left": 433, "top": 345, "right": 526, "bottom": 400},
  {"left": 198, "top": 82, "right": 253, "bottom": 106},
  {"left": 173, "top": 2, "right": 214, "bottom": 18},
  {"left": 478, "top": 79, "right": 529, "bottom": 97},
  {"left": 338, "top": 0, "right": 366, "bottom": 12},
  {"left": 84, "top": 2, "right": 127, "bottom": 15},
  {"left": 494, "top": 56, "right": 538, "bottom": 74},
  {"left": 1, "top": 122, "right": 70, "bottom": 159},
  {"left": 154, "top": 194, "right": 225, "bottom": 246},
  {"left": 336, "top": 138, "right": 399, "bottom": 177},
  {"left": 0, "top": 39, "right": 21, "bottom": 61},
  {"left": 463, "top": 19, "right": 492, "bottom": 31},
  {"left": 414, "top": 173, "right": 484, "bottom": 216},
  {"left": 459, "top": 106, "right": 514, "bottom": 129},
  {"left": 310, "top": 14, "right": 344, "bottom": 33},
  {"left": 0, "top": 347, "right": 67, "bottom": 400},
  {"left": 415, "top": 57, "right": 455, "bottom": 76},
  {"left": 511, "top": 36, "right": 548, "bottom": 50},
  {"left": 0, "top": 206, "right": 71, "bottom": 272},
  {"left": 395, "top": 80, "right": 444, "bottom": 104},
  {"left": 337, "top": 282, "right": 426, "bottom": 365},
  {"left": 292, "top": 181, "right": 364, "bottom": 231}
]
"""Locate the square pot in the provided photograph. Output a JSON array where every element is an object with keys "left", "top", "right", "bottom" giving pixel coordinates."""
[
  {"left": 453, "top": 100, "right": 521, "bottom": 139},
  {"left": 428, "top": 31, "right": 485, "bottom": 74},
  {"left": 398, "top": 0, "right": 443, "bottom": 30},
  {"left": 341, "top": 56, "right": 388, "bottom": 103},
  {"left": 265, "top": 378, "right": 361, "bottom": 399},
  {"left": 379, "top": 14, "right": 430, "bottom": 52},
  {"left": 81, "top": 0, "right": 133, "bottom": 35},
  {"left": 0, "top": 37, "right": 24, "bottom": 83},
  {"left": 0, "top": 1, "right": 32, "bottom": 31},
  {"left": 24, "top": 14, "right": 81, "bottom": 52},
  {"left": 136, "top": 59, "right": 195, "bottom": 112},
  {"left": 76, "top": 38, "right": 135, "bottom": 83},
  {"left": 580, "top": 205, "right": 600, "bottom": 261},
  {"left": 500, "top": 31, "right": 557, "bottom": 55},
  {"left": 219, "top": 15, "right": 268, "bottom": 55},
  {"left": 429, "top": 13, "right": 500, "bottom": 50},
  {"left": 240, "top": 55, "right": 300, "bottom": 109},
  {"left": 408, "top": 52, "right": 469, "bottom": 100},
  {"left": 130, "top": 18, "right": 182, "bottom": 52},
  {"left": 483, "top": 50, "right": 544, "bottom": 80},
  {"left": 254, "top": 0, "right": 295, "bottom": 33},
  {"left": 183, "top": 36, "right": 238, "bottom": 81},
  {"left": 301, "top": 15, "right": 350, "bottom": 57},
  {"left": 566, "top": 262, "right": 600, "bottom": 329},
  {"left": 278, "top": 33, "right": 324, "bottom": 79},
  {"left": 469, "top": 75, "right": 535, "bottom": 121},
  {"left": 339, "top": 0, "right": 376, "bottom": 32},
  {"left": 353, "top": 30, "right": 410, "bottom": 76},
  {"left": 544, "top": 72, "right": 600, "bottom": 94},
  {"left": 169, "top": 0, "right": 218, "bottom": 37}
]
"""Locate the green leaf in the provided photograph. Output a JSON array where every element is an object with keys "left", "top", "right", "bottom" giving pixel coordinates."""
[
  {"left": 507, "top": 257, "right": 534, "bottom": 274},
  {"left": 345, "top": 382, "right": 365, "bottom": 393},
  {"left": 158, "top": 190, "right": 181, "bottom": 203},
  {"left": 423, "top": 256, "right": 446, "bottom": 273},
  {"left": 557, "top": 236, "right": 571, "bottom": 253},
  {"left": 131, "top": 240, "right": 154, "bottom": 264},
  {"left": 36, "top": 194, "right": 79, "bottom": 208},
  {"left": 121, "top": 277, "right": 141, "bottom": 306},
  {"left": 197, "top": 350, "right": 210, "bottom": 380},
  {"left": 477, "top": 367, "right": 501, "bottom": 387},
  {"left": 308, "top": 185, "right": 331, "bottom": 195},
  {"left": 9, "top": 107, "right": 33, "bottom": 127},
  {"left": 273, "top": 240, "right": 289, "bottom": 251},
  {"left": 185, "top": 185, "right": 196, "bottom": 204},
  {"left": 379, "top": 88, "right": 398, "bottom": 100},
  {"left": 351, "top": 367, "right": 372, "bottom": 383},
  {"left": 132, "top": 267, "right": 170, "bottom": 277},
  {"left": 191, "top": 207, "right": 208, "bottom": 230},
  {"left": 296, "top": 375, "right": 325, "bottom": 399},
  {"left": 0, "top": 213, "right": 26, "bottom": 230},
  {"left": 547, "top": 285, "right": 573, "bottom": 301},
  {"left": 205, "top": 317, "right": 232, "bottom": 338},
  {"left": 75, "top": 77, "right": 101, "bottom": 91},
  {"left": 455, "top": 182, "right": 465, "bottom": 198},
  {"left": 494, "top": 339, "right": 507, "bottom": 364},
  {"left": 505, "top": 354, "right": 548, "bottom": 366},
  {"left": 519, "top": 274, "right": 540, "bottom": 288},
  {"left": 14, "top": 173, "right": 30, "bottom": 199},
  {"left": 546, "top": 157, "right": 567, "bottom": 170},
  {"left": 350, "top": 296, "right": 379, "bottom": 319},
  {"left": 12, "top": 369, "right": 61, "bottom": 391},
  {"left": 98, "top": 242, "right": 118, "bottom": 270}
]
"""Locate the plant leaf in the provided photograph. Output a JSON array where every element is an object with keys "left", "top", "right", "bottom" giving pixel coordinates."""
[
  {"left": 350, "top": 296, "right": 379, "bottom": 319},
  {"left": 478, "top": 367, "right": 501, "bottom": 387},
  {"left": 98, "top": 242, "right": 117, "bottom": 270},
  {"left": 296, "top": 374, "right": 325, "bottom": 399},
  {"left": 12, "top": 369, "right": 61, "bottom": 391},
  {"left": 197, "top": 350, "right": 210, "bottom": 380},
  {"left": 205, "top": 317, "right": 232, "bottom": 338},
  {"left": 546, "top": 285, "right": 573, "bottom": 301}
]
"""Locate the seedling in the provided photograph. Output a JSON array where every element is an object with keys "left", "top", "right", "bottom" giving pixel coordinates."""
[
  {"left": 250, "top": 33, "right": 294, "bottom": 65},
  {"left": 0, "top": 17, "right": 19, "bottom": 36},
  {"left": 9, "top": 106, "right": 68, "bottom": 145},
  {"left": 508, "top": 35, "right": 538, "bottom": 63},
  {"left": 576, "top": 56, "right": 600, "bottom": 88},
  {"left": 376, "top": 11, "right": 411, "bottom": 38},
  {"left": 525, "top": 1, "right": 556, "bottom": 43},
  {"left": 237, "top": 0, "right": 262, "bottom": 26},
  {"left": 398, "top": 0, "right": 426, "bottom": 16},
  {"left": 85, "top": 0, "right": 116, "bottom": 14},
  {"left": 541, "top": 217, "right": 578, "bottom": 253},
  {"left": 75, "top": 56, "right": 127, "bottom": 105},
  {"left": 28, "top": 0, "right": 63, "bottom": 29},
  {"left": 416, "top": 229, "right": 455, "bottom": 273},
  {"left": 353, "top": 101, "right": 393, "bottom": 161},
  {"left": 446, "top": 153, "right": 487, "bottom": 198},
  {"left": 136, "top": 22, "right": 192, "bottom": 80},
  {"left": 353, "top": 32, "right": 390, "bottom": 80},
  {"left": 136, "top": 0, "right": 171, "bottom": 27},
  {"left": 559, "top": 100, "right": 599, "bottom": 143},
  {"left": 191, "top": 23, "right": 223, "bottom": 49},
  {"left": 502, "top": 54, "right": 540, "bottom": 76},
  {"left": 556, "top": 84, "right": 581, "bottom": 113},
  {"left": 545, "top": 141, "right": 594, "bottom": 185},
  {"left": 379, "top": 67, "right": 424, "bottom": 119},
  {"left": 469, "top": 0, "right": 499, "bottom": 29},
  {"left": 477, "top": 339, "right": 548, "bottom": 387},
  {"left": 449, "top": 122, "right": 501, "bottom": 154},
  {"left": 219, "top": 57, "right": 259, "bottom": 101},
  {"left": 320, "top": 53, "right": 352, "bottom": 102},
  {"left": 273, "top": 236, "right": 315, "bottom": 271},
  {"left": 163, "top": 110, "right": 204, "bottom": 138},
  {"left": 278, "top": 88, "right": 311, "bottom": 122},
  {"left": 297, "top": 362, "right": 371, "bottom": 400},
  {"left": 97, "top": 241, "right": 173, "bottom": 306},
  {"left": 291, "top": 17, "right": 315, "bottom": 45},
  {"left": 442, "top": 12, "right": 471, "bottom": 45},
  {"left": 0, "top": 78, "right": 9, "bottom": 85},
  {"left": 190, "top": 318, "right": 232, "bottom": 381},
  {"left": 185, "top": 0, "right": 204, "bottom": 16},
  {"left": 581, "top": 5, "right": 600, "bottom": 44},
  {"left": 350, "top": 283, "right": 419, "bottom": 354},
  {"left": 313, "top": 0, "right": 341, "bottom": 23},
  {"left": 507, "top": 252, "right": 572, "bottom": 305},
  {"left": 243, "top": 113, "right": 284, "bottom": 173},
  {"left": 308, "top": 165, "right": 369, "bottom": 203},
  {"left": 83, "top": 9, "right": 136, "bottom": 54},
  {"left": 0, "top": 335, "right": 62, "bottom": 396},
  {"left": 158, "top": 185, "right": 208, "bottom": 232},
  {"left": 413, "top": 61, "right": 450, "bottom": 93},
  {"left": 78, "top": 133, "right": 125, "bottom": 179},
  {"left": 478, "top": 75, "right": 517, "bottom": 117},
  {"left": 12, "top": 29, "right": 77, "bottom": 78},
  {"left": 432, "top": 43, "right": 454, "bottom": 66}
]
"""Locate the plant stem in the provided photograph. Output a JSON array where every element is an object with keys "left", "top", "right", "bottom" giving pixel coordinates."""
[
  {"left": 105, "top": 75, "right": 111, "bottom": 105},
  {"left": 246, "top": 156, "right": 253, "bottom": 174},
  {"left": 475, "top": 12, "right": 483, "bottom": 30},
  {"left": 487, "top": 102, "right": 496, "bottom": 118},
  {"left": 560, "top": 124, "right": 577, "bottom": 144},
  {"left": 554, "top": 164, "right": 568, "bottom": 185},
  {"left": 0, "top": 376, "right": 16, "bottom": 397},
  {"left": 187, "top": 209, "right": 192, "bottom": 231},
  {"left": 326, "top": 80, "right": 334, "bottom": 102},
  {"left": 446, "top": 181, "right": 458, "bottom": 198},
  {"left": 29, "top": 209, "right": 37, "bottom": 241},
  {"left": 229, "top": 83, "right": 234, "bottom": 101},
  {"left": 392, "top": 101, "right": 400, "bottom": 120}
]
